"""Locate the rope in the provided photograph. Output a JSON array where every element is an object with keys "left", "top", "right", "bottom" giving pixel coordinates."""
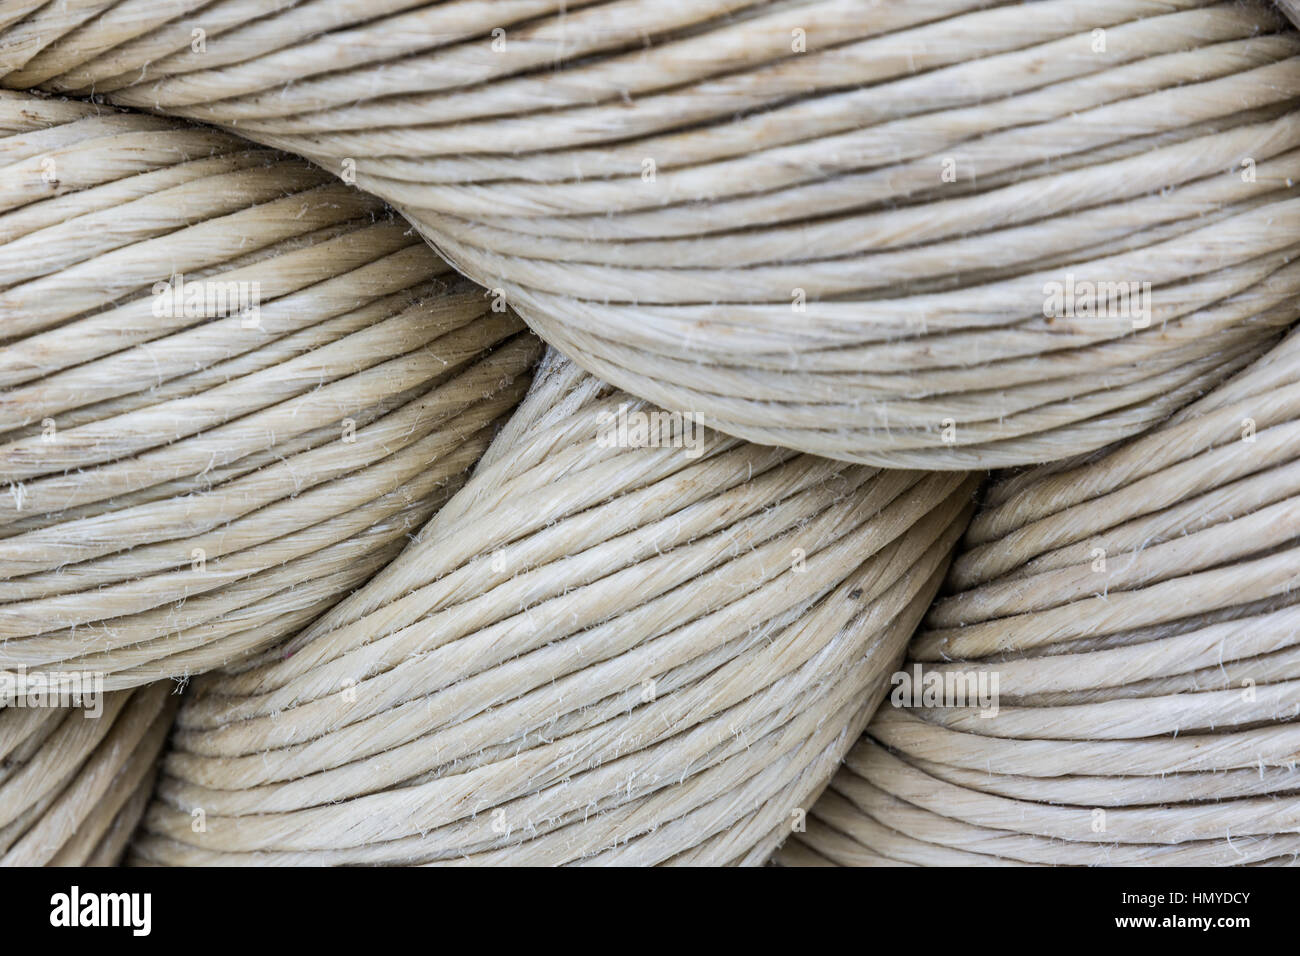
[
  {"left": 0, "top": 92, "right": 540, "bottom": 688},
  {"left": 129, "top": 349, "right": 977, "bottom": 865},
  {"left": 779, "top": 329, "right": 1300, "bottom": 865},
  {"left": 2, "top": 1, "right": 1296, "bottom": 466},
  {"left": 0, "top": 684, "right": 176, "bottom": 866}
]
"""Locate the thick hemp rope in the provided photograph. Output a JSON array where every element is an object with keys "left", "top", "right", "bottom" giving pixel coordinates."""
[
  {"left": 779, "top": 328, "right": 1300, "bottom": 866},
  {"left": 127, "top": 350, "right": 978, "bottom": 866},
  {"left": 0, "top": 92, "right": 541, "bottom": 689},
  {"left": 1, "top": 1, "right": 1297, "bottom": 467},
  {"left": 0, "top": 684, "right": 176, "bottom": 866}
]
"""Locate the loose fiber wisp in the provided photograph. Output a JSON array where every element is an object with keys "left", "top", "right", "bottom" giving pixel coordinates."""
[
  {"left": 0, "top": 91, "right": 540, "bottom": 690},
  {"left": 127, "top": 351, "right": 977, "bottom": 865},
  {"left": 780, "top": 328, "right": 1300, "bottom": 866},
  {"left": 2, "top": 1, "right": 1298, "bottom": 467}
]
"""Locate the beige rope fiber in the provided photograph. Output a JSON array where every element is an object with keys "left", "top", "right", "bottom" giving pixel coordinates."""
[
  {"left": 0, "top": 91, "right": 541, "bottom": 690},
  {"left": 2, "top": 1, "right": 1297, "bottom": 467},
  {"left": 779, "top": 327, "right": 1300, "bottom": 866},
  {"left": 126, "top": 349, "right": 977, "bottom": 865},
  {"left": 0, "top": 684, "right": 176, "bottom": 866}
]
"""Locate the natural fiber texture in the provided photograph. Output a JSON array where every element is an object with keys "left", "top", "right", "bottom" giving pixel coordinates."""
[
  {"left": 0, "top": 683, "right": 176, "bottom": 866},
  {"left": 0, "top": 92, "right": 541, "bottom": 689},
  {"left": 1280, "top": 0, "right": 1300, "bottom": 30},
  {"left": 2, "top": 1, "right": 1298, "bottom": 467},
  {"left": 779, "top": 328, "right": 1300, "bottom": 866},
  {"left": 126, "top": 349, "right": 977, "bottom": 865}
]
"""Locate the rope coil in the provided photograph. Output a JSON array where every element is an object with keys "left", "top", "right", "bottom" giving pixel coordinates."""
[
  {"left": 0, "top": 92, "right": 540, "bottom": 689},
  {"left": 0, "top": 685, "right": 176, "bottom": 866},
  {"left": 0, "top": 1, "right": 1298, "bottom": 867},
  {"left": 130, "top": 350, "right": 976, "bottom": 865},
  {"left": 2, "top": 1, "right": 1296, "bottom": 466},
  {"left": 780, "top": 328, "right": 1300, "bottom": 866}
]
